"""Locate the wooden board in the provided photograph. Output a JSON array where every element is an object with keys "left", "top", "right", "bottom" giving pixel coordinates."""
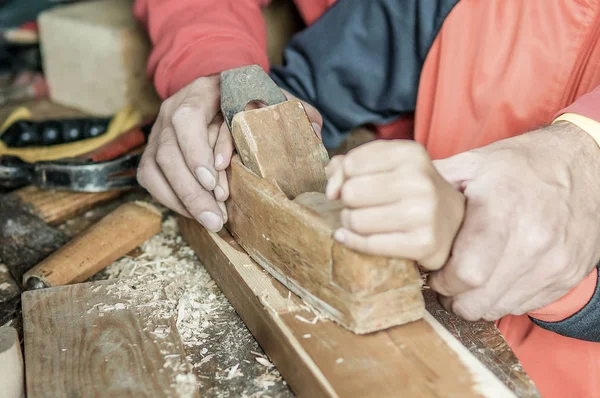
[
  {"left": 22, "top": 280, "right": 198, "bottom": 398},
  {"left": 180, "top": 217, "right": 534, "bottom": 398},
  {"left": 13, "top": 185, "right": 122, "bottom": 225}
]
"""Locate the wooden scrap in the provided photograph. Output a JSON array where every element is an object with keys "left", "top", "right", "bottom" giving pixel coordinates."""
[
  {"left": 12, "top": 185, "right": 122, "bottom": 225},
  {"left": 23, "top": 201, "right": 162, "bottom": 288},
  {"left": 0, "top": 326, "right": 24, "bottom": 398},
  {"left": 38, "top": 0, "right": 160, "bottom": 117},
  {"left": 22, "top": 279, "right": 198, "bottom": 398},
  {"left": 180, "top": 219, "right": 527, "bottom": 398}
]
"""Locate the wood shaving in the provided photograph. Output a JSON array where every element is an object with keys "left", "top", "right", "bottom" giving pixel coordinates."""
[
  {"left": 100, "top": 214, "right": 291, "bottom": 397},
  {"left": 255, "top": 357, "right": 274, "bottom": 368},
  {"left": 226, "top": 363, "right": 243, "bottom": 380}
]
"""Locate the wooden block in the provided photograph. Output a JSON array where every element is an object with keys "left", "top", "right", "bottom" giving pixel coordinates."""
[
  {"left": 0, "top": 326, "right": 24, "bottom": 398},
  {"left": 12, "top": 185, "right": 122, "bottom": 225},
  {"left": 22, "top": 280, "right": 198, "bottom": 397},
  {"left": 23, "top": 201, "right": 162, "bottom": 288},
  {"left": 38, "top": 0, "right": 160, "bottom": 117},
  {"left": 179, "top": 218, "right": 524, "bottom": 398},
  {"left": 231, "top": 100, "right": 329, "bottom": 198},
  {"left": 226, "top": 156, "right": 424, "bottom": 333}
]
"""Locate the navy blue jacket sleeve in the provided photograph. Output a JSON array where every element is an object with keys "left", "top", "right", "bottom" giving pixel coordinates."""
[
  {"left": 530, "top": 263, "right": 600, "bottom": 342},
  {"left": 269, "top": 0, "right": 459, "bottom": 149}
]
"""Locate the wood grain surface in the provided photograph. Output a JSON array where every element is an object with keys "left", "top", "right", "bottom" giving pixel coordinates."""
[
  {"left": 180, "top": 217, "right": 524, "bottom": 398},
  {"left": 22, "top": 280, "right": 198, "bottom": 398},
  {"left": 226, "top": 156, "right": 424, "bottom": 333},
  {"left": 230, "top": 100, "right": 329, "bottom": 199},
  {"left": 13, "top": 185, "right": 122, "bottom": 225}
]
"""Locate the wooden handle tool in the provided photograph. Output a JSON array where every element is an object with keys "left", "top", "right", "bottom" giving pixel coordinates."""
[{"left": 22, "top": 201, "right": 161, "bottom": 289}]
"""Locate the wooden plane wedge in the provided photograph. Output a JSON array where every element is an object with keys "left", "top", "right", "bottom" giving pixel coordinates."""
[{"left": 217, "top": 65, "right": 425, "bottom": 334}]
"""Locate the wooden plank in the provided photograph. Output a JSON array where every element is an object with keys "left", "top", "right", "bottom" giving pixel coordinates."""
[
  {"left": 226, "top": 156, "right": 424, "bottom": 333},
  {"left": 179, "top": 217, "right": 521, "bottom": 398},
  {"left": 22, "top": 279, "right": 198, "bottom": 398},
  {"left": 12, "top": 185, "right": 122, "bottom": 225},
  {"left": 423, "top": 290, "right": 540, "bottom": 397}
]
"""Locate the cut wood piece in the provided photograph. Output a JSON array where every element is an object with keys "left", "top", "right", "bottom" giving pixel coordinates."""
[
  {"left": 23, "top": 201, "right": 161, "bottom": 288},
  {"left": 179, "top": 218, "right": 528, "bottom": 398},
  {"left": 12, "top": 185, "right": 122, "bottom": 225},
  {"left": 231, "top": 99, "right": 329, "bottom": 198},
  {"left": 22, "top": 280, "right": 198, "bottom": 397},
  {"left": 38, "top": 0, "right": 160, "bottom": 117},
  {"left": 0, "top": 326, "right": 24, "bottom": 398},
  {"left": 226, "top": 156, "right": 424, "bottom": 333}
]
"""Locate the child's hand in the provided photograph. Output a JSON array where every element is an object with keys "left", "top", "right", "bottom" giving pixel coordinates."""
[{"left": 325, "top": 140, "right": 465, "bottom": 270}]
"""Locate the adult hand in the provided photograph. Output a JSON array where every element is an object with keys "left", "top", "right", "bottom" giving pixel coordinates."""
[
  {"left": 137, "top": 74, "right": 323, "bottom": 232},
  {"left": 428, "top": 122, "right": 600, "bottom": 321},
  {"left": 325, "top": 140, "right": 465, "bottom": 270}
]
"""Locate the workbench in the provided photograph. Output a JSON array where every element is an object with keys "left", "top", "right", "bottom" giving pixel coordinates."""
[{"left": 0, "top": 99, "right": 540, "bottom": 397}]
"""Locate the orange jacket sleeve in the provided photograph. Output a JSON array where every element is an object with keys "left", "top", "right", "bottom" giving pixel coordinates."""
[{"left": 133, "top": 0, "right": 271, "bottom": 99}]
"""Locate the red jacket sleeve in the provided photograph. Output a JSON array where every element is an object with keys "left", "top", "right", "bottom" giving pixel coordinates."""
[{"left": 134, "top": 0, "right": 271, "bottom": 99}]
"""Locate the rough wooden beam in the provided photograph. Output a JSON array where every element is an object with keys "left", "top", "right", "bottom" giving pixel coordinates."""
[{"left": 180, "top": 218, "right": 523, "bottom": 398}]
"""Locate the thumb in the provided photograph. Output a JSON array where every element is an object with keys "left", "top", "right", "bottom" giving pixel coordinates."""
[
  {"left": 432, "top": 151, "right": 481, "bottom": 191},
  {"left": 282, "top": 89, "right": 323, "bottom": 138}
]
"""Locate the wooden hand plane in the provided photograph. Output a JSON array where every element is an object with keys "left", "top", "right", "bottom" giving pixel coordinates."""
[{"left": 219, "top": 65, "right": 425, "bottom": 334}]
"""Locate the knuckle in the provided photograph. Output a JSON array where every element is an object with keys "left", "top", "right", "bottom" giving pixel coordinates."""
[
  {"left": 159, "top": 98, "right": 173, "bottom": 115},
  {"left": 526, "top": 226, "right": 555, "bottom": 252},
  {"left": 155, "top": 146, "right": 177, "bottom": 169},
  {"left": 454, "top": 266, "right": 487, "bottom": 289},
  {"left": 136, "top": 167, "right": 150, "bottom": 189},
  {"left": 341, "top": 181, "right": 357, "bottom": 205},
  {"left": 418, "top": 230, "right": 437, "bottom": 255},
  {"left": 171, "top": 105, "right": 201, "bottom": 125},
  {"left": 452, "top": 300, "right": 482, "bottom": 322},
  {"left": 418, "top": 177, "right": 437, "bottom": 197},
  {"left": 482, "top": 310, "right": 505, "bottom": 322},
  {"left": 179, "top": 190, "right": 205, "bottom": 209}
]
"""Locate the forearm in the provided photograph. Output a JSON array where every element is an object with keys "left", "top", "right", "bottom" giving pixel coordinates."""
[{"left": 134, "top": 0, "right": 271, "bottom": 98}]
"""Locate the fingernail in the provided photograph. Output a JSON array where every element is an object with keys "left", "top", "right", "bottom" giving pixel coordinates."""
[
  {"left": 214, "top": 186, "right": 226, "bottom": 201},
  {"left": 334, "top": 229, "right": 346, "bottom": 243},
  {"left": 311, "top": 122, "right": 322, "bottom": 137},
  {"left": 195, "top": 167, "right": 216, "bottom": 190},
  {"left": 215, "top": 154, "right": 224, "bottom": 168},
  {"left": 198, "top": 211, "right": 222, "bottom": 232}
]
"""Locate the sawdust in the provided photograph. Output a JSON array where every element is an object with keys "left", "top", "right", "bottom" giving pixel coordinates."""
[{"left": 102, "top": 214, "right": 292, "bottom": 397}]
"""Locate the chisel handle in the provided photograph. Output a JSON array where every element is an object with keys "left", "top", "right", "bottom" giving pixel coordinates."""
[{"left": 22, "top": 201, "right": 161, "bottom": 289}]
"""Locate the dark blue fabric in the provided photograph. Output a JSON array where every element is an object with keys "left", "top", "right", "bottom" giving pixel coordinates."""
[
  {"left": 269, "top": 0, "right": 459, "bottom": 149},
  {"left": 530, "top": 263, "right": 600, "bottom": 342}
]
